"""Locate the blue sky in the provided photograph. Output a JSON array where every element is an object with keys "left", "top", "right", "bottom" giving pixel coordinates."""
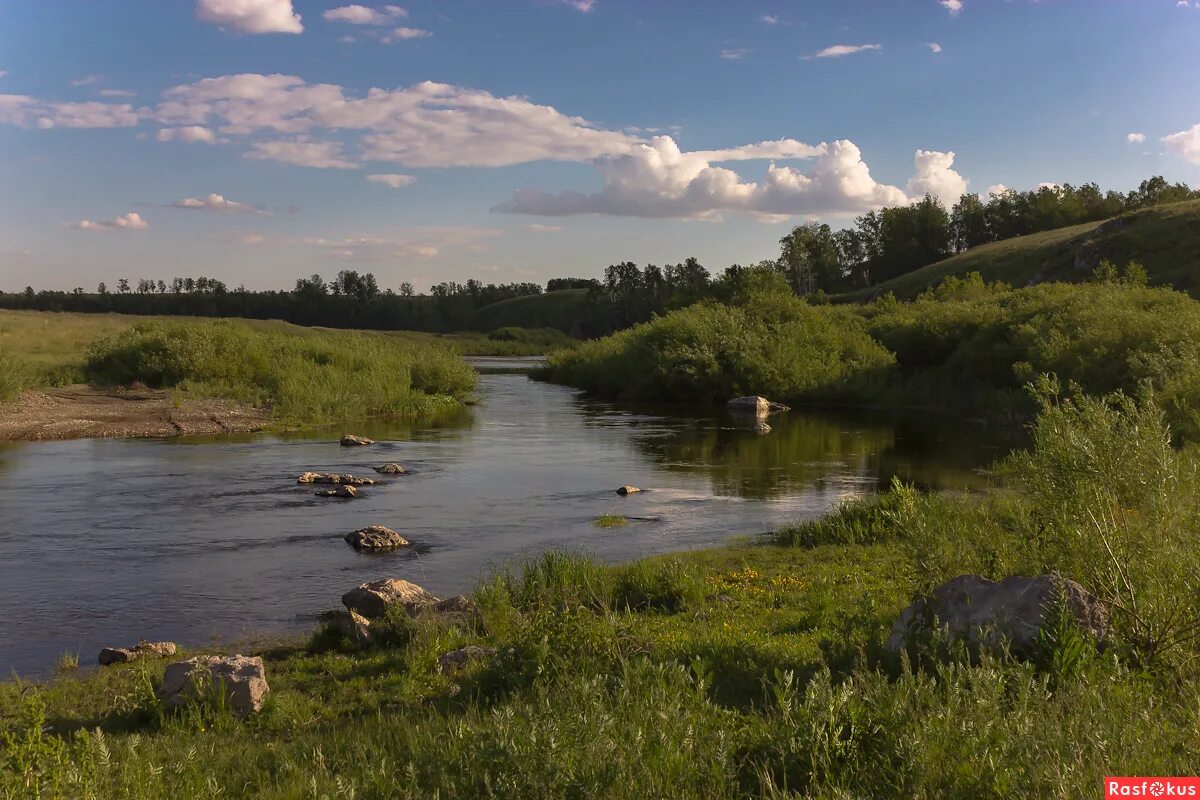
[{"left": 1, "top": 0, "right": 1198, "bottom": 292}]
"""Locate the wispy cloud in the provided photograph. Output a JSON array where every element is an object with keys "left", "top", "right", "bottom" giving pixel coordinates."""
[
  {"left": 805, "top": 43, "right": 882, "bottom": 59},
  {"left": 322, "top": 5, "right": 408, "bottom": 25},
  {"left": 927, "top": 42, "right": 943, "bottom": 53},
  {"left": 171, "top": 193, "right": 263, "bottom": 213},
  {"left": 366, "top": 173, "right": 417, "bottom": 188},
  {"left": 719, "top": 48, "right": 752, "bottom": 61},
  {"left": 552, "top": 0, "right": 595, "bottom": 12}
]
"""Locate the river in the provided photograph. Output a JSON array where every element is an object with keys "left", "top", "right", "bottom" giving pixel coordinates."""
[{"left": 0, "top": 358, "right": 1019, "bottom": 676}]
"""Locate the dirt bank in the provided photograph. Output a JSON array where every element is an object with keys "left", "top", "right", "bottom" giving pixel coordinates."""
[{"left": 0, "top": 385, "right": 269, "bottom": 441}]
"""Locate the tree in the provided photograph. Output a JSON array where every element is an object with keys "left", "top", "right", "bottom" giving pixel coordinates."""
[
  {"left": 950, "top": 193, "right": 992, "bottom": 252},
  {"left": 117, "top": 278, "right": 131, "bottom": 294},
  {"left": 399, "top": 282, "right": 415, "bottom": 297},
  {"left": 97, "top": 282, "right": 108, "bottom": 295},
  {"left": 779, "top": 223, "right": 840, "bottom": 294}
]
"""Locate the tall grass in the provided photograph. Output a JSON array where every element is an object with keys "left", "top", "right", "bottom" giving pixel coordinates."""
[{"left": 84, "top": 320, "right": 476, "bottom": 423}]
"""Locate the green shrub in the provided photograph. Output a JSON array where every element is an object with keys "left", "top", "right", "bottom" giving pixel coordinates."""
[{"left": 84, "top": 320, "right": 475, "bottom": 423}]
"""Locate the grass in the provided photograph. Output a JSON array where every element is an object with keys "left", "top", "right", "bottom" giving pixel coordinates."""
[
  {"left": 470, "top": 289, "right": 593, "bottom": 334},
  {"left": 841, "top": 198, "right": 1200, "bottom": 301},
  {"left": 0, "top": 311, "right": 571, "bottom": 426},
  {"left": 5, "top": 388, "right": 1200, "bottom": 797},
  {"left": 593, "top": 514, "right": 629, "bottom": 528}
]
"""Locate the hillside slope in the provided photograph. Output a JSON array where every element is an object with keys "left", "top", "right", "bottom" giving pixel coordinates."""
[
  {"left": 843, "top": 199, "right": 1200, "bottom": 300},
  {"left": 469, "top": 288, "right": 592, "bottom": 333}
]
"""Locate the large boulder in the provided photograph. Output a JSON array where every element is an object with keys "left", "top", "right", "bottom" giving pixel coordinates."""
[
  {"left": 433, "top": 595, "right": 477, "bottom": 615},
  {"left": 342, "top": 578, "right": 439, "bottom": 619},
  {"left": 727, "top": 396, "right": 790, "bottom": 417},
  {"left": 298, "top": 472, "right": 377, "bottom": 486},
  {"left": 887, "top": 574, "right": 1108, "bottom": 657},
  {"left": 157, "top": 655, "right": 269, "bottom": 717},
  {"left": 98, "top": 640, "right": 177, "bottom": 666},
  {"left": 345, "top": 525, "right": 410, "bottom": 550},
  {"left": 616, "top": 485, "right": 642, "bottom": 496},
  {"left": 322, "top": 609, "right": 374, "bottom": 645},
  {"left": 340, "top": 434, "right": 374, "bottom": 447},
  {"left": 374, "top": 463, "right": 408, "bottom": 474}
]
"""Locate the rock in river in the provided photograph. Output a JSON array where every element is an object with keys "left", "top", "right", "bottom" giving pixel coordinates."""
[
  {"left": 374, "top": 463, "right": 408, "bottom": 474},
  {"left": 98, "top": 640, "right": 177, "bottom": 666},
  {"left": 887, "top": 574, "right": 1108, "bottom": 657},
  {"left": 616, "top": 485, "right": 642, "bottom": 496},
  {"left": 298, "top": 472, "right": 377, "bottom": 486},
  {"left": 157, "top": 654, "right": 269, "bottom": 718},
  {"left": 340, "top": 434, "right": 374, "bottom": 447},
  {"left": 315, "top": 485, "right": 360, "bottom": 498},
  {"left": 345, "top": 525, "right": 410, "bottom": 550},
  {"left": 342, "top": 578, "right": 439, "bottom": 619},
  {"left": 726, "top": 396, "right": 790, "bottom": 417}
]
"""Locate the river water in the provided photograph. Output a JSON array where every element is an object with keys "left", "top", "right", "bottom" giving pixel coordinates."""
[{"left": 0, "top": 358, "right": 1018, "bottom": 676}]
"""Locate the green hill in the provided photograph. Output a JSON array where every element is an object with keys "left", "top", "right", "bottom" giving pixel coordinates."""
[{"left": 843, "top": 199, "right": 1200, "bottom": 300}]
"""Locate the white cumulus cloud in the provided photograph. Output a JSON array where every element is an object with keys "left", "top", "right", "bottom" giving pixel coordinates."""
[
  {"left": 492, "top": 135, "right": 911, "bottom": 219},
  {"left": 1126, "top": 132, "right": 1146, "bottom": 144},
  {"left": 152, "top": 74, "right": 639, "bottom": 168},
  {"left": 941, "top": 0, "right": 964, "bottom": 16},
  {"left": 323, "top": 5, "right": 407, "bottom": 24},
  {"left": 907, "top": 149, "right": 968, "bottom": 203},
  {"left": 807, "top": 44, "right": 882, "bottom": 59},
  {"left": 157, "top": 125, "right": 217, "bottom": 144},
  {"left": 553, "top": 0, "right": 595, "bottom": 12},
  {"left": 75, "top": 212, "right": 148, "bottom": 231},
  {"left": 986, "top": 183, "right": 1010, "bottom": 197},
  {"left": 1163, "top": 123, "right": 1200, "bottom": 164},
  {"left": 366, "top": 173, "right": 416, "bottom": 188},
  {"left": 172, "top": 193, "right": 260, "bottom": 213},
  {"left": 195, "top": 0, "right": 303, "bottom": 34},
  {"left": 927, "top": 42, "right": 943, "bottom": 53}
]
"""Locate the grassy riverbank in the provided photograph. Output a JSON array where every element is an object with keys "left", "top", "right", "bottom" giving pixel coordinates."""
[
  {"left": 4, "top": 388, "right": 1199, "bottom": 798},
  {"left": 543, "top": 271, "right": 1200, "bottom": 437},
  {"left": 0, "top": 310, "right": 565, "bottom": 424}
]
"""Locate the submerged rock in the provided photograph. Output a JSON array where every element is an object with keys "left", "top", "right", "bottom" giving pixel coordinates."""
[
  {"left": 315, "top": 485, "right": 359, "bottom": 498},
  {"left": 727, "top": 396, "right": 790, "bottom": 417},
  {"left": 340, "top": 434, "right": 374, "bottom": 447},
  {"left": 374, "top": 463, "right": 409, "bottom": 474},
  {"left": 437, "top": 645, "right": 496, "bottom": 674},
  {"left": 342, "top": 578, "right": 439, "bottom": 619},
  {"left": 753, "top": 421, "right": 772, "bottom": 435},
  {"left": 298, "top": 472, "right": 377, "bottom": 486},
  {"left": 345, "top": 525, "right": 410, "bottom": 550},
  {"left": 98, "top": 640, "right": 177, "bottom": 666},
  {"left": 887, "top": 574, "right": 1108, "bottom": 657},
  {"left": 157, "top": 654, "right": 269, "bottom": 718},
  {"left": 616, "top": 485, "right": 642, "bottom": 496}
]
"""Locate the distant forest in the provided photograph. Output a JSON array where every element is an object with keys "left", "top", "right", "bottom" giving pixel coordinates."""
[{"left": 3, "top": 176, "right": 1195, "bottom": 337}]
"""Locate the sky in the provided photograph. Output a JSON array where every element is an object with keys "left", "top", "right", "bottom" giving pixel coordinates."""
[{"left": 1, "top": 0, "right": 1198, "bottom": 293}]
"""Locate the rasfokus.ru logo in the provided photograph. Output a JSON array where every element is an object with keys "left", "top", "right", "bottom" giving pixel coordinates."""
[{"left": 1106, "top": 778, "right": 1200, "bottom": 798}]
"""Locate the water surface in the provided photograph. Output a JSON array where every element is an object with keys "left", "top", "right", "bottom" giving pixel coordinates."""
[{"left": 0, "top": 360, "right": 1018, "bottom": 676}]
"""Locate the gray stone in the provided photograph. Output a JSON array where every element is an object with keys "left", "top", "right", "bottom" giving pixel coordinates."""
[
  {"left": 887, "top": 574, "right": 1108, "bottom": 657},
  {"left": 327, "top": 609, "right": 373, "bottom": 645},
  {"left": 340, "top": 434, "right": 374, "bottom": 447},
  {"left": 157, "top": 655, "right": 269, "bottom": 717},
  {"left": 753, "top": 421, "right": 771, "bottom": 435},
  {"left": 437, "top": 645, "right": 497, "bottom": 674},
  {"left": 616, "top": 485, "right": 642, "bottom": 496},
  {"left": 316, "top": 484, "right": 357, "bottom": 496},
  {"left": 433, "top": 594, "right": 477, "bottom": 615},
  {"left": 374, "top": 463, "right": 408, "bottom": 474},
  {"left": 345, "top": 525, "right": 410, "bottom": 550},
  {"left": 298, "top": 472, "right": 377, "bottom": 486},
  {"left": 98, "top": 640, "right": 177, "bottom": 666},
  {"left": 342, "top": 578, "right": 439, "bottom": 619}
]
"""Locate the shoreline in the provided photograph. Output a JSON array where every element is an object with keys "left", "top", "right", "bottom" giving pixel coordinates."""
[{"left": 0, "top": 385, "right": 270, "bottom": 442}]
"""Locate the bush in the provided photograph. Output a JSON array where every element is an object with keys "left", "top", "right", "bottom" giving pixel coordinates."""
[{"left": 84, "top": 320, "right": 476, "bottom": 423}]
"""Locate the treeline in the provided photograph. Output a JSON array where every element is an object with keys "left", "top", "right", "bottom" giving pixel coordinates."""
[
  {"left": 4, "top": 175, "right": 1194, "bottom": 336},
  {"left": 776, "top": 176, "right": 1199, "bottom": 294}
]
